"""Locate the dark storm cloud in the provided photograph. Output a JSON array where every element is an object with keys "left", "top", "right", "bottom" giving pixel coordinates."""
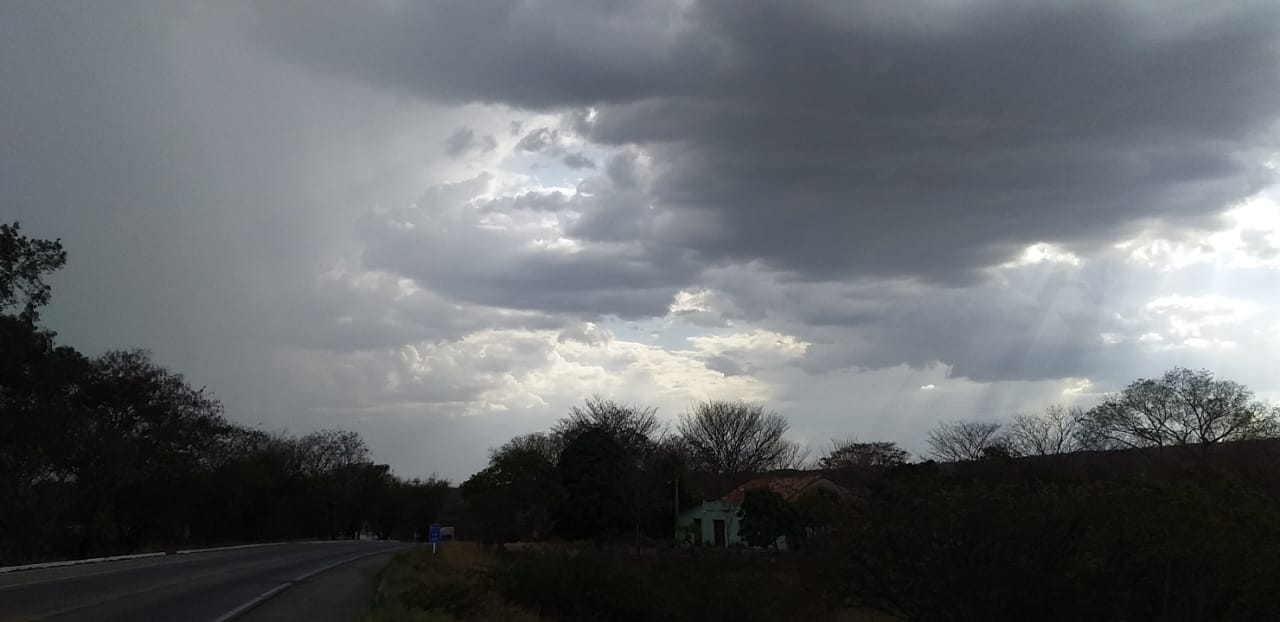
[
  {"left": 255, "top": 0, "right": 1280, "bottom": 285},
  {"left": 514, "top": 127, "right": 563, "bottom": 154},
  {"left": 561, "top": 153, "right": 596, "bottom": 170},
  {"left": 442, "top": 127, "right": 497, "bottom": 157},
  {"left": 0, "top": 1, "right": 484, "bottom": 442},
  {"left": 356, "top": 175, "right": 702, "bottom": 319}
]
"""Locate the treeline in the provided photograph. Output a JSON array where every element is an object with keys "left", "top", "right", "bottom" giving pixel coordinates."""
[
  {"left": 460, "top": 397, "right": 811, "bottom": 545},
  {"left": 926, "top": 366, "right": 1279, "bottom": 462},
  {"left": 454, "top": 349, "right": 1280, "bottom": 619},
  {"left": 825, "top": 441, "right": 1280, "bottom": 620},
  {"left": 1, "top": 223, "right": 448, "bottom": 564}
]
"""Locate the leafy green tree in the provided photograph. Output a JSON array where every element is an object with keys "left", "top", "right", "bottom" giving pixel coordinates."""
[{"left": 738, "top": 489, "right": 799, "bottom": 548}]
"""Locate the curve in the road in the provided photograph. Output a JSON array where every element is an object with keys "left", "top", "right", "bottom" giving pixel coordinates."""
[{"left": 0, "top": 541, "right": 409, "bottom": 622}]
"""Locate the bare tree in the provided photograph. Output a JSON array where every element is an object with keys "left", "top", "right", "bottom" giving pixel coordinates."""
[
  {"left": 553, "top": 395, "right": 662, "bottom": 452},
  {"left": 1080, "top": 368, "right": 1279, "bottom": 451},
  {"left": 819, "top": 439, "right": 909, "bottom": 469},
  {"left": 677, "top": 400, "right": 794, "bottom": 474},
  {"left": 1006, "top": 405, "right": 1085, "bottom": 456},
  {"left": 776, "top": 440, "right": 814, "bottom": 470},
  {"left": 926, "top": 421, "right": 1005, "bottom": 462},
  {"left": 296, "top": 429, "right": 371, "bottom": 477}
]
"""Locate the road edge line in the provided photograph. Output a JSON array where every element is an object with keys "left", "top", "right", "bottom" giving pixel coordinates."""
[
  {"left": 0, "top": 540, "right": 378, "bottom": 574},
  {"left": 209, "top": 546, "right": 407, "bottom": 622},
  {"left": 0, "top": 552, "right": 166, "bottom": 574}
]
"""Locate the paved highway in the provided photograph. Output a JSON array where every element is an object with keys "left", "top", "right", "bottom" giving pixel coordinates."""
[{"left": 0, "top": 541, "right": 409, "bottom": 622}]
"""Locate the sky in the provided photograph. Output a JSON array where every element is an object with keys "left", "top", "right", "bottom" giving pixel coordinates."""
[{"left": 3, "top": 0, "right": 1279, "bottom": 482}]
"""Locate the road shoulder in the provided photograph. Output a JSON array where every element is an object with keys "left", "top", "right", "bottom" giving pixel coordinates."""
[{"left": 236, "top": 549, "right": 403, "bottom": 622}]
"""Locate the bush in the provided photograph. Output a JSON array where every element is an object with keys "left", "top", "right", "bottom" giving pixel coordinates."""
[{"left": 499, "top": 550, "right": 660, "bottom": 622}]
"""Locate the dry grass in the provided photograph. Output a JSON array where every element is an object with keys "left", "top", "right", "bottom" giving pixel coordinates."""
[
  {"left": 363, "top": 543, "right": 536, "bottom": 622},
  {"left": 433, "top": 541, "right": 493, "bottom": 570},
  {"left": 367, "top": 542, "right": 902, "bottom": 622}
]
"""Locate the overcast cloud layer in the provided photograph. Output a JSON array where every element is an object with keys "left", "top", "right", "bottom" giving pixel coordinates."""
[{"left": 3, "top": 1, "right": 1279, "bottom": 480}]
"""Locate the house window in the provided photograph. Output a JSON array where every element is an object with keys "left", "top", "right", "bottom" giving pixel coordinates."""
[
  {"left": 692, "top": 518, "right": 703, "bottom": 545},
  {"left": 713, "top": 519, "right": 726, "bottom": 547}
]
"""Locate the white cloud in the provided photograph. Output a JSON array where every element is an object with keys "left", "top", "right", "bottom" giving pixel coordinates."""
[
  {"left": 1001, "top": 242, "right": 1083, "bottom": 268},
  {"left": 1144, "top": 294, "right": 1255, "bottom": 338},
  {"left": 1117, "top": 193, "right": 1280, "bottom": 271}
]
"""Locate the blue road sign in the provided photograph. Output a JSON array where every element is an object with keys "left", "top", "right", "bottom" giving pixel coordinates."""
[{"left": 428, "top": 523, "right": 442, "bottom": 544}]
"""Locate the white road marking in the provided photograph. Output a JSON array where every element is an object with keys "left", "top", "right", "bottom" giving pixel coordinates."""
[{"left": 209, "top": 547, "right": 404, "bottom": 622}]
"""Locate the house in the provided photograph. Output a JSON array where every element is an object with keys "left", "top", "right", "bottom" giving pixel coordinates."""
[{"left": 676, "top": 473, "right": 849, "bottom": 549}]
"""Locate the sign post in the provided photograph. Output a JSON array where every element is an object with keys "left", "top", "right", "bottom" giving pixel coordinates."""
[{"left": 428, "top": 522, "right": 441, "bottom": 554}]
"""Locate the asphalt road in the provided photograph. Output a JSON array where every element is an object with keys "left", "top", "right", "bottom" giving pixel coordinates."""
[{"left": 0, "top": 541, "right": 409, "bottom": 622}]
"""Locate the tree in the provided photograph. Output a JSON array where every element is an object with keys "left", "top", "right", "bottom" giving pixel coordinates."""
[
  {"left": 462, "top": 443, "right": 562, "bottom": 545},
  {"left": 494, "top": 432, "right": 560, "bottom": 464},
  {"left": 0, "top": 315, "right": 91, "bottom": 561},
  {"left": 296, "top": 429, "right": 371, "bottom": 477},
  {"left": 819, "top": 439, "right": 909, "bottom": 469},
  {"left": 677, "top": 400, "right": 795, "bottom": 474},
  {"left": 776, "top": 440, "right": 814, "bottom": 470},
  {"left": 555, "top": 426, "right": 631, "bottom": 541},
  {"left": 73, "top": 349, "right": 232, "bottom": 553},
  {"left": 926, "top": 421, "right": 1005, "bottom": 462},
  {"left": 553, "top": 396, "right": 661, "bottom": 454},
  {"left": 1, "top": 222, "right": 67, "bottom": 322},
  {"left": 390, "top": 476, "right": 451, "bottom": 541},
  {"left": 1007, "top": 405, "right": 1084, "bottom": 456},
  {"left": 738, "top": 488, "right": 800, "bottom": 548},
  {"left": 0, "top": 228, "right": 431, "bottom": 561},
  {"left": 1080, "top": 368, "right": 1279, "bottom": 451}
]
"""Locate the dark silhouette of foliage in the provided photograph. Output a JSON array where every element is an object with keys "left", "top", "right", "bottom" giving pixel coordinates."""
[
  {"left": 818, "top": 454, "right": 1280, "bottom": 621},
  {"left": 461, "top": 443, "right": 562, "bottom": 545},
  {"left": 927, "top": 420, "right": 1005, "bottom": 462},
  {"left": 819, "top": 439, "right": 909, "bottom": 469},
  {"left": 738, "top": 488, "right": 799, "bottom": 548},
  {"left": 555, "top": 426, "right": 630, "bottom": 541},
  {"left": 0, "top": 228, "right": 451, "bottom": 563},
  {"left": 1007, "top": 405, "right": 1085, "bottom": 456},
  {"left": 0, "top": 221, "right": 67, "bottom": 322},
  {"left": 1081, "top": 367, "right": 1279, "bottom": 450},
  {"left": 677, "top": 400, "right": 796, "bottom": 474}
]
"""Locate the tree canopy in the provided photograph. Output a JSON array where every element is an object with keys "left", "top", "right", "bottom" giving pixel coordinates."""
[
  {"left": 677, "top": 400, "right": 798, "bottom": 474},
  {"left": 1, "top": 224, "right": 448, "bottom": 563},
  {"left": 926, "top": 420, "right": 1006, "bottom": 462},
  {"left": 0, "top": 222, "right": 67, "bottom": 322},
  {"left": 1080, "top": 367, "right": 1279, "bottom": 450},
  {"left": 819, "top": 439, "right": 909, "bottom": 469}
]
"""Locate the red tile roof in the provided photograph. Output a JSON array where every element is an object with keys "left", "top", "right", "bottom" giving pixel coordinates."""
[{"left": 720, "top": 474, "right": 826, "bottom": 505}]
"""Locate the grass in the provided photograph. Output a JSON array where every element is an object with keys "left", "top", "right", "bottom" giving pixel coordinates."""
[
  {"left": 364, "top": 543, "right": 537, "bottom": 622},
  {"left": 365, "top": 542, "right": 898, "bottom": 622}
]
